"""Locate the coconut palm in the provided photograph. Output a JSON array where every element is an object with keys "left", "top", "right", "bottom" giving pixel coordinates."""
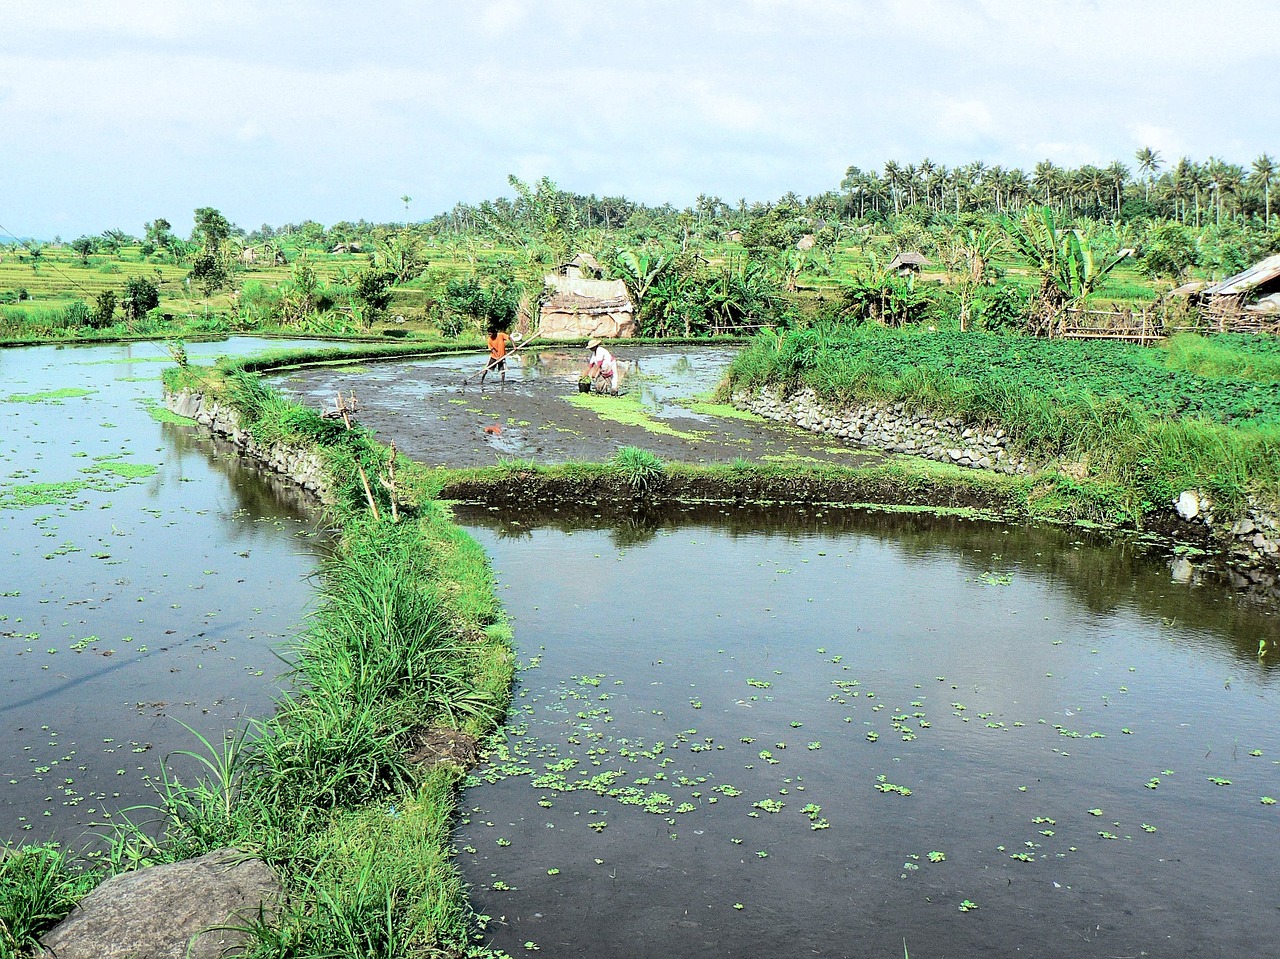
[
  {"left": 1135, "top": 147, "right": 1162, "bottom": 200},
  {"left": 1251, "top": 154, "right": 1275, "bottom": 226}
]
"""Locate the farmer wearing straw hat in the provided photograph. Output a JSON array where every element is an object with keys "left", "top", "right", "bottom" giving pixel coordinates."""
[{"left": 584, "top": 338, "right": 620, "bottom": 395}]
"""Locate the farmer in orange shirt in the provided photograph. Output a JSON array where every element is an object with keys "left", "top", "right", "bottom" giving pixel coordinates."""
[{"left": 481, "top": 325, "right": 514, "bottom": 387}]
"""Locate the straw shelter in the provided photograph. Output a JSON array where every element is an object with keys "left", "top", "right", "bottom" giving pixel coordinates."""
[
  {"left": 539, "top": 273, "right": 635, "bottom": 340},
  {"left": 561, "top": 253, "right": 602, "bottom": 280},
  {"left": 886, "top": 251, "right": 932, "bottom": 274},
  {"left": 1202, "top": 253, "right": 1280, "bottom": 304}
]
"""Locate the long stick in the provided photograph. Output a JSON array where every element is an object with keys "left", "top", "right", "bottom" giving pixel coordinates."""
[{"left": 460, "top": 331, "right": 541, "bottom": 387}]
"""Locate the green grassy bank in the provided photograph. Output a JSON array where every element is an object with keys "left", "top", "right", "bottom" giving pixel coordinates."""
[
  {"left": 3, "top": 363, "right": 514, "bottom": 957},
  {"left": 724, "top": 327, "right": 1280, "bottom": 523}
]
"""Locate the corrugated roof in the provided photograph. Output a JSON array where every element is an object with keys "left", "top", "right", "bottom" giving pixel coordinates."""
[{"left": 1203, "top": 253, "right": 1280, "bottom": 297}]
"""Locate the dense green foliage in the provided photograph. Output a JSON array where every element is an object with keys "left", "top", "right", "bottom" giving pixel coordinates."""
[
  {"left": 7, "top": 148, "right": 1278, "bottom": 345},
  {"left": 728, "top": 328, "right": 1280, "bottom": 518}
]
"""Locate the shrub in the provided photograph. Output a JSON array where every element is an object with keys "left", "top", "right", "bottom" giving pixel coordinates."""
[
  {"left": 90, "top": 290, "right": 117, "bottom": 328},
  {"left": 613, "top": 446, "right": 666, "bottom": 492},
  {"left": 121, "top": 276, "right": 160, "bottom": 322},
  {"left": 62, "top": 300, "right": 91, "bottom": 328}
]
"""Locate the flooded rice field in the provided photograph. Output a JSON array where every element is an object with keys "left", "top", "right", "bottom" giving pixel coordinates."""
[
  {"left": 0, "top": 338, "right": 346, "bottom": 846},
  {"left": 269, "top": 346, "right": 880, "bottom": 468},
  {"left": 451, "top": 502, "right": 1280, "bottom": 959}
]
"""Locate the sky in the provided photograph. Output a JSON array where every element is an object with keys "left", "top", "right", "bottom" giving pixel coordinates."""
[{"left": 1, "top": 0, "right": 1276, "bottom": 240}]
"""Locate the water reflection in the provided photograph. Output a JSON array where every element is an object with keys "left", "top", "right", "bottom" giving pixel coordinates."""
[
  {"left": 0, "top": 337, "right": 341, "bottom": 845},
  {"left": 453, "top": 505, "right": 1280, "bottom": 959}
]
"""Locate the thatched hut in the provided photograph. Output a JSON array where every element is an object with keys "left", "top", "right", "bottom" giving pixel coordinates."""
[
  {"left": 539, "top": 272, "right": 635, "bottom": 340},
  {"left": 724, "top": 229, "right": 744, "bottom": 243},
  {"left": 887, "top": 251, "right": 932, "bottom": 274},
  {"left": 238, "top": 245, "right": 286, "bottom": 266},
  {"left": 560, "top": 253, "right": 602, "bottom": 280}
]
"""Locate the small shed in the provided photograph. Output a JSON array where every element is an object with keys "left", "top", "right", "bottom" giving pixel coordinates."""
[
  {"left": 724, "top": 229, "right": 743, "bottom": 243},
  {"left": 796, "top": 234, "right": 817, "bottom": 251},
  {"left": 559, "top": 253, "right": 602, "bottom": 280},
  {"left": 1202, "top": 253, "right": 1280, "bottom": 304},
  {"left": 238, "top": 245, "right": 286, "bottom": 266},
  {"left": 540, "top": 273, "right": 635, "bottom": 340},
  {"left": 330, "top": 242, "right": 363, "bottom": 255},
  {"left": 887, "top": 251, "right": 932, "bottom": 274}
]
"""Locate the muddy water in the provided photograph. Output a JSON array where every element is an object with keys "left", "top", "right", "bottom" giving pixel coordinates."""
[
  {"left": 0, "top": 338, "right": 347, "bottom": 847},
  {"left": 269, "top": 346, "right": 880, "bottom": 468},
  {"left": 452, "top": 503, "right": 1280, "bottom": 959}
]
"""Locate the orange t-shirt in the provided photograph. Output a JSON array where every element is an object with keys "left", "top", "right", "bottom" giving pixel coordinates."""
[{"left": 487, "top": 331, "right": 512, "bottom": 360}]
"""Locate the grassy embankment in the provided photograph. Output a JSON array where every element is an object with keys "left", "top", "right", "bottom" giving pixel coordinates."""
[
  {"left": 2, "top": 358, "right": 514, "bottom": 957},
  {"left": 724, "top": 327, "right": 1280, "bottom": 524}
]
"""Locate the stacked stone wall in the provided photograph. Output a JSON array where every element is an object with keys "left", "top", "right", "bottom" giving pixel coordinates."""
[{"left": 165, "top": 389, "right": 333, "bottom": 504}]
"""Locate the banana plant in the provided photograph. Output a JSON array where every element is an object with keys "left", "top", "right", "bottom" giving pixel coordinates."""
[
  {"left": 614, "top": 248, "right": 673, "bottom": 316},
  {"left": 1007, "top": 206, "right": 1127, "bottom": 312}
]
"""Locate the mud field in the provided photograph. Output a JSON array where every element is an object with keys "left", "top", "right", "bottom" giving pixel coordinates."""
[{"left": 269, "top": 345, "right": 881, "bottom": 469}]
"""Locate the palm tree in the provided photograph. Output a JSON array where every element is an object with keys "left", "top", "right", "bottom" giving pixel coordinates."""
[
  {"left": 1252, "top": 153, "right": 1275, "bottom": 226},
  {"left": 1206, "top": 157, "right": 1234, "bottom": 225},
  {"left": 917, "top": 157, "right": 936, "bottom": 209},
  {"left": 1105, "top": 161, "right": 1130, "bottom": 215},
  {"left": 1134, "top": 147, "right": 1162, "bottom": 200},
  {"left": 1033, "top": 161, "right": 1061, "bottom": 208},
  {"left": 883, "top": 161, "right": 903, "bottom": 214}
]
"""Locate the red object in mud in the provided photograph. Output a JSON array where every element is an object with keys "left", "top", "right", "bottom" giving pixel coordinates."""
[{"left": 484, "top": 424, "right": 503, "bottom": 435}]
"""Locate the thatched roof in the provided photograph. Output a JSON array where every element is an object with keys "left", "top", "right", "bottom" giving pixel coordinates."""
[
  {"left": 796, "top": 234, "right": 817, "bottom": 251},
  {"left": 542, "top": 292, "right": 633, "bottom": 316},
  {"left": 1203, "top": 253, "right": 1280, "bottom": 298},
  {"left": 563, "top": 252, "right": 601, "bottom": 273},
  {"left": 1168, "top": 280, "right": 1208, "bottom": 298},
  {"left": 887, "top": 251, "right": 932, "bottom": 271}
]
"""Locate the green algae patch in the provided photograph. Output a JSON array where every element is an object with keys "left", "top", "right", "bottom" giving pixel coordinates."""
[
  {"left": 4, "top": 387, "right": 95, "bottom": 404},
  {"left": 82, "top": 460, "right": 159, "bottom": 480},
  {"left": 145, "top": 402, "right": 195, "bottom": 425},
  {"left": 564, "top": 392, "right": 706, "bottom": 441},
  {"left": 0, "top": 481, "right": 92, "bottom": 509},
  {"left": 678, "top": 398, "right": 762, "bottom": 422}
]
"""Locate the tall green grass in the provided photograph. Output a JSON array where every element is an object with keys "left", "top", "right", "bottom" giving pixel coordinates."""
[
  {"left": 2, "top": 358, "right": 515, "bottom": 955},
  {"left": 1162, "top": 332, "right": 1280, "bottom": 382}
]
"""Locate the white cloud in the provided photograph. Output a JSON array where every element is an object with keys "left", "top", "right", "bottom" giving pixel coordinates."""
[
  {"left": 1127, "top": 124, "right": 1183, "bottom": 162},
  {"left": 931, "top": 97, "right": 997, "bottom": 144},
  {"left": 0, "top": 1, "right": 1275, "bottom": 234}
]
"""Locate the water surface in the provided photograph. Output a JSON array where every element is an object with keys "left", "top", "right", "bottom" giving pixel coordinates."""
[
  {"left": 0, "top": 338, "right": 346, "bottom": 845},
  {"left": 453, "top": 503, "right": 1280, "bottom": 959}
]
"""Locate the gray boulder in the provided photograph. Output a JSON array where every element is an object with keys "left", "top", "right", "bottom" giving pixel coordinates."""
[{"left": 39, "top": 848, "right": 281, "bottom": 959}]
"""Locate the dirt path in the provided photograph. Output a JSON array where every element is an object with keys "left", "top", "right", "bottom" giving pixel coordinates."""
[{"left": 269, "top": 345, "right": 882, "bottom": 469}]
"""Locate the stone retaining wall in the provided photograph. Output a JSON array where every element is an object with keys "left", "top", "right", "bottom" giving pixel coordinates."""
[
  {"left": 1170, "top": 489, "right": 1280, "bottom": 589},
  {"left": 166, "top": 389, "right": 334, "bottom": 504},
  {"left": 733, "top": 386, "right": 1280, "bottom": 587},
  {"left": 732, "top": 386, "right": 1030, "bottom": 474}
]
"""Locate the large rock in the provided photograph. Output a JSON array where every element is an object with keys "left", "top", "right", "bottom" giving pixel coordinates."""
[
  {"left": 1175, "top": 490, "right": 1202, "bottom": 521},
  {"left": 39, "top": 848, "right": 281, "bottom": 959}
]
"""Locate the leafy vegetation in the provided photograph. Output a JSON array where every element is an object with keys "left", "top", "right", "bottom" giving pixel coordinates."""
[
  {"left": 727, "top": 326, "right": 1280, "bottom": 518},
  {"left": 6, "top": 148, "right": 1278, "bottom": 344}
]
